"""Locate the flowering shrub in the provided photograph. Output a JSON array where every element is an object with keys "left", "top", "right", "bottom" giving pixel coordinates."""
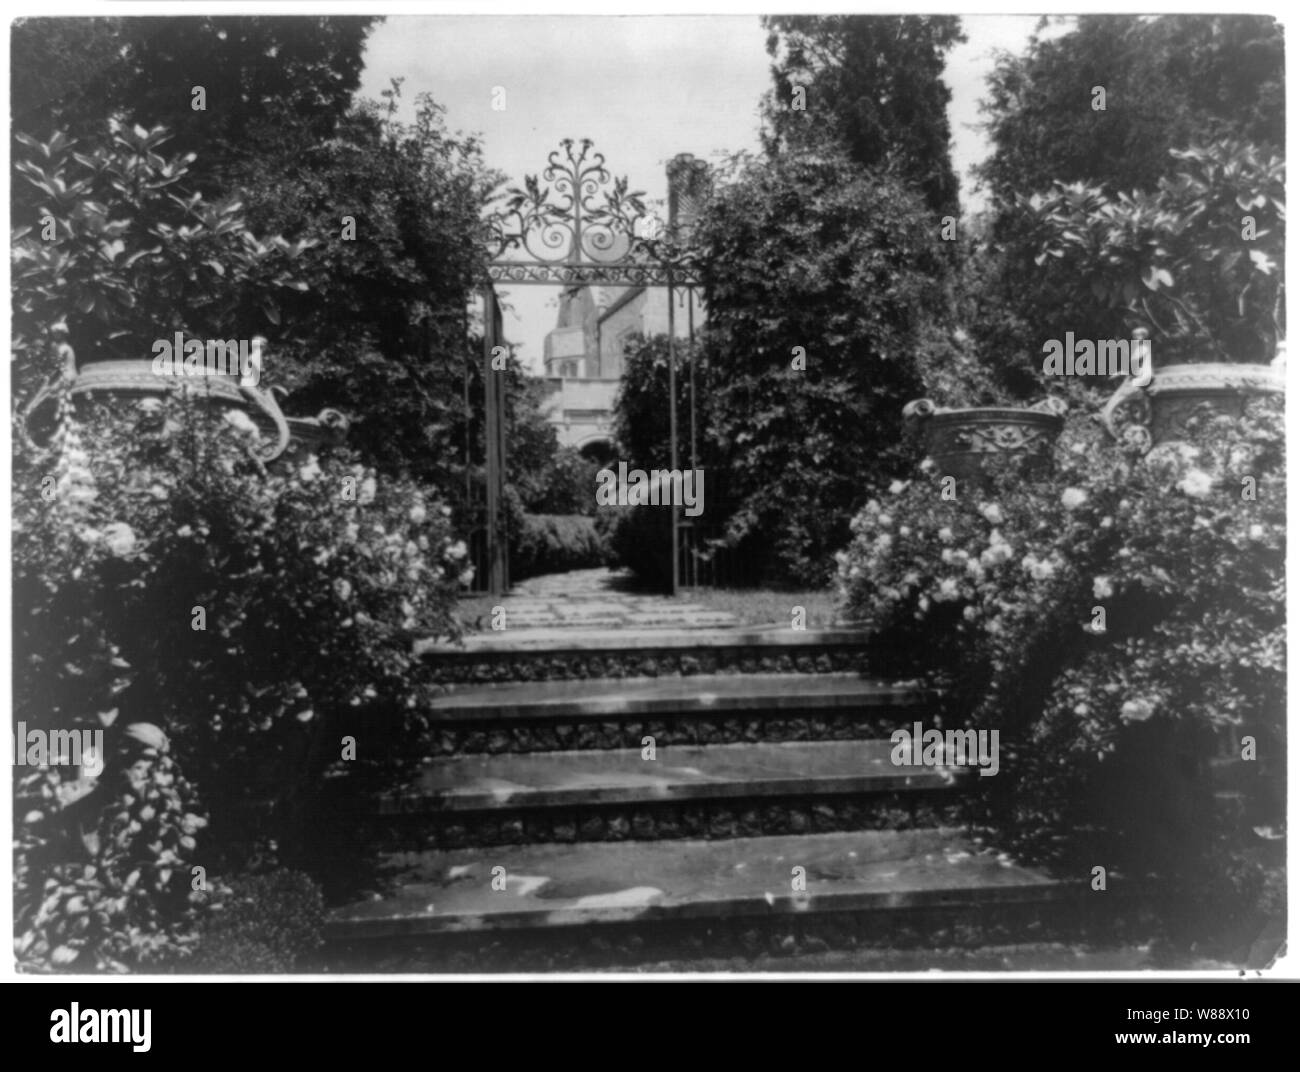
[
  {"left": 15, "top": 725, "right": 211, "bottom": 973},
  {"left": 13, "top": 393, "right": 466, "bottom": 970},
  {"left": 837, "top": 403, "right": 1284, "bottom": 934}
]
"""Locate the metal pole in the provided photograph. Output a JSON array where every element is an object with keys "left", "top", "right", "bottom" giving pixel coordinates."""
[
  {"left": 462, "top": 309, "right": 471, "bottom": 516},
  {"left": 687, "top": 287, "right": 697, "bottom": 589},
  {"left": 498, "top": 341, "right": 510, "bottom": 592},
  {"left": 667, "top": 281, "right": 679, "bottom": 597},
  {"left": 482, "top": 286, "right": 505, "bottom": 597}
]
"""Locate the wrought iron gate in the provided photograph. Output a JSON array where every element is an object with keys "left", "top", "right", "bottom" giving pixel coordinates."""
[{"left": 472, "top": 138, "right": 709, "bottom": 596}]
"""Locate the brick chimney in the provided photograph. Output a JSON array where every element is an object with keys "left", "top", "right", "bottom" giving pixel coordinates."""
[{"left": 666, "top": 153, "right": 711, "bottom": 236}]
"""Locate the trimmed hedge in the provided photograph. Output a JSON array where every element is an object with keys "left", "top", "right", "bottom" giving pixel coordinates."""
[
  {"left": 605, "top": 505, "right": 673, "bottom": 591},
  {"left": 511, "top": 514, "right": 611, "bottom": 580}
]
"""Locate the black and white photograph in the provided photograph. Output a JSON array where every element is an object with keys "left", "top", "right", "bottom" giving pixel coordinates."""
[{"left": 5, "top": 3, "right": 1292, "bottom": 1010}]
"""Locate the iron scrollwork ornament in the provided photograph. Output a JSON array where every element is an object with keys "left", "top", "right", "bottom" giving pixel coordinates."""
[{"left": 482, "top": 138, "right": 703, "bottom": 287}]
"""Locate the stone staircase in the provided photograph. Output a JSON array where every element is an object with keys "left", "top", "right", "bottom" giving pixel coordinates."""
[{"left": 321, "top": 626, "right": 1138, "bottom": 971}]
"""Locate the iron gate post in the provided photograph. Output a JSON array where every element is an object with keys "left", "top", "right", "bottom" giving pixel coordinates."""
[
  {"left": 668, "top": 278, "right": 679, "bottom": 597},
  {"left": 482, "top": 285, "right": 507, "bottom": 597}
]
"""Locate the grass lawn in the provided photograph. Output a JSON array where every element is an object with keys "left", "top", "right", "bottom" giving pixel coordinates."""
[{"left": 453, "top": 594, "right": 502, "bottom": 632}]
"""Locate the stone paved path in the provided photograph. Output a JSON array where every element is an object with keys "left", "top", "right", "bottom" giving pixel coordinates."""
[{"left": 487, "top": 567, "right": 738, "bottom": 630}]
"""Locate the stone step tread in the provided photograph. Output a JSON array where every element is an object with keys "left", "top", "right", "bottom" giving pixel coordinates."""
[
  {"left": 626, "top": 942, "right": 1171, "bottom": 974},
  {"left": 417, "top": 626, "right": 871, "bottom": 656},
  {"left": 383, "top": 740, "right": 967, "bottom": 813},
  {"left": 327, "top": 828, "right": 1064, "bottom": 938},
  {"left": 496, "top": 602, "right": 720, "bottom": 613},
  {"left": 486, "top": 615, "right": 741, "bottom": 629},
  {"left": 428, "top": 673, "right": 932, "bottom": 720}
]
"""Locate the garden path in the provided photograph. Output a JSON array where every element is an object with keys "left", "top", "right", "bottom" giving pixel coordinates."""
[{"left": 487, "top": 567, "right": 738, "bottom": 630}]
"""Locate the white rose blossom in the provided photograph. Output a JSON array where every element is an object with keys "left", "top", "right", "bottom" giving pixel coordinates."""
[
  {"left": 1120, "top": 698, "right": 1156, "bottom": 723},
  {"left": 101, "top": 522, "right": 137, "bottom": 557},
  {"left": 1178, "top": 470, "right": 1214, "bottom": 498}
]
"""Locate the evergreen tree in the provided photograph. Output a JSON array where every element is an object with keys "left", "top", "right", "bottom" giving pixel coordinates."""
[{"left": 762, "top": 15, "right": 967, "bottom": 218}]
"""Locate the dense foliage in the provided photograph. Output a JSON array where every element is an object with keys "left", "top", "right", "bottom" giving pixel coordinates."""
[
  {"left": 11, "top": 16, "right": 379, "bottom": 188},
  {"left": 11, "top": 124, "right": 311, "bottom": 403},
  {"left": 230, "top": 88, "right": 504, "bottom": 486},
  {"left": 512, "top": 514, "right": 611, "bottom": 581},
  {"left": 1020, "top": 140, "right": 1285, "bottom": 364},
  {"left": 12, "top": 20, "right": 558, "bottom": 530},
  {"left": 762, "top": 15, "right": 967, "bottom": 216},
  {"left": 972, "top": 15, "right": 1285, "bottom": 376},
  {"left": 13, "top": 397, "right": 466, "bottom": 971},
  {"left": 977, "top": 15, "right": 1283, "bottom": 209},
  {"left": 693, "top": 151, "right": 946, "bottom": 585}
]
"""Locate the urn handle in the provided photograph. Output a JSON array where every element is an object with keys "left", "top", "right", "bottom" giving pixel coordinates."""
[
  {"left": 236, "top": 337, "right": 291, "bottom": 462},
  {"left": 19, "top": 334, "right": 78, "bottom": 453},
  {"left": 902, "top": 398, "right": 937, "bottom": 423},
  {"left": 238, "top": 381, "right": 291, "bottom": 462},
  {"left": 1097, "top": 329, "right": 1151, "bottom": 440},
  {"left": 1098, "top": 378, "right": 1144, "bottom": 440}
]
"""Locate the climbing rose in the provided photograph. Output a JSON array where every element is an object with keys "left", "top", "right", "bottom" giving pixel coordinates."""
[{"left": 1120, "top": 698, "right": 1156, "bottom": 723}]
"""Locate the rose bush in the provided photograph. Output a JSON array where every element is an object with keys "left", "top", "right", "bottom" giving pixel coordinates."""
[
  {"left": 13, "top": 391, "right": 467, "bottom": 971},
  {"left": 837, "top": 402, "right": 1284, "bottom": 942}
]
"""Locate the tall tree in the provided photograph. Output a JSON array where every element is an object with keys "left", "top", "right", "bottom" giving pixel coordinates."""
[
  {"left": 227, "top": 87, "right": 502, "bottom": 488},
  {"left": 12, "top": 16, "right": 379, "bottom": 190},
  {"left": 977, "top": 15, "right": 1284, "bottom": 210},
  {"left": 971, "top": 15, "right": 1285, "bottom": 376},
  {"left": 690, "top": 150, "right": 946, "bottom": 586},
  {"left": 762, "top": 15, "right": 966, "bottom": 217}
]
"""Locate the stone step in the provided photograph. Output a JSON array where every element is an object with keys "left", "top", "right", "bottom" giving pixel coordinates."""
[
  {"left": 428, "top": 673, "right": 932, "bottom": 722},
  {"left": 417, "top": 627, "right": 880, "bottom": 685},
  {"left": 421, "top": 625, "right": 872, "bottom": 656},
  {"left": 478, "top": 609, "right": 741, "bottom": 630},
  {"left": 403, "top": 674, "right": 939, "bottom": 754},
  {"left": 383, "top": 740, "right": 968, "bottom": 814},
  {"left": 326, "top": 827, "right": 1069, "bottom": 942}
]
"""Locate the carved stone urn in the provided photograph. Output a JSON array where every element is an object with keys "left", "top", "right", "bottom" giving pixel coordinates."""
[
  {"left": 23, "top": 334, "right": 347, "bottom": 466},
  {"left": 902, "top": 396, "right": 1069, "bottom": 480},
  {"left": 1098, "top": 357, "right": 1285, "bottom": 452}
]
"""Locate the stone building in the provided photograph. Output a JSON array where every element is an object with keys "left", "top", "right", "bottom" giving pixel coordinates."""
[{"left": 538, "top": 284, "right": 696, "bottom": 461}]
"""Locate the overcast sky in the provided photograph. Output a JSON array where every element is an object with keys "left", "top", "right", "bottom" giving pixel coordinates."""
[{"left": 357, "top": 15, "right": 1056, "bottom": 371}]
